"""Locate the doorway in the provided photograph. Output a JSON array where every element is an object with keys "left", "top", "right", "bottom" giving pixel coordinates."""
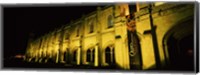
[
  {"left": 166, "top": 34, "right": 194, "bottom": 71},
  {"left": 163, "top": 19, "right": 194, "bottom": 71}
]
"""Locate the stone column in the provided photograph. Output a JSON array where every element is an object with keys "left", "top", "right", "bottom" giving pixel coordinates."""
[{"left": 94, "top": 45, "right": 98, "bottom": 67}]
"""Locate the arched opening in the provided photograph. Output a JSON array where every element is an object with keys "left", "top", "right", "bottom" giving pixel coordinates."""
[
  {"left": 163, "top": 19, "right": 194, "bottom": 71},
  {"left": 166, "top": 34, "right": 194, "bottom": 71},
  {"left": 86, "top": 48, "right": 95, "bottom": 65},
  {"left": 73, "top": 50, "right": 77, "bottom": 63},
  {"left": 105, "top": 46, "right": 115, "bottom": 65},
  {"left": 64, "top": 48, "right": 70, "bottom": 64},
  {"left": 63, "top": 51, "right": 67, "bottom": 62},
  {"left": 31, "top": 58, "right": 36, "bottom": 62},
  {"left": 86, "top": 49, "right": 91, "bottom": 62},
  {"left": 58, "top": 49, "right": 62, "bottom": 63},
  {"left": 105, "top": 47, "right": 111, "bottom": 64},
  {"left": 41, "top": 51, "right": 46, "bottom": 63},
  {"left": 51, "top": 51, "right": 57, "bottom": 63}
]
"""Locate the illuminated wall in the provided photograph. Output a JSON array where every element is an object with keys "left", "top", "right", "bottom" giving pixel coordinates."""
[
  {"left": 135, "top": 3, "right": 194, "bottom": 69},
  {"left": 25, "top": 4, "right": 131, "bottom": 69},
  {"left": 25, "top": 3, "right": 194, "bottom": 70}
]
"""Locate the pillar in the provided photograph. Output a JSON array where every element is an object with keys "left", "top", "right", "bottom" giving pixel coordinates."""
[{"left": 94, "top": 45, "right": 98, "bottom": 67}]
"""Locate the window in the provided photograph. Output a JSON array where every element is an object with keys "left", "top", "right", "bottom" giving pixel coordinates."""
[
  {"left": 63, "top": 51, "right": 67, "bottom": 62},
  {"left": 105, "top": 47, "right": 115, "bottom": 65},
  {"left": 64, "top": 48, "right": 70, "bottom": 63},
  {"left": 73, "top": 50, "right": 77, "bottom": 62},
  {"left": 89, "top": 23, "right": 94, "bottom": 33},
  {"left": 86, "top": 48, "right": 95, "bottom": 63},
  {"left": 86, "top": 49, "right": 91, "bottom": 62},
  {"left": 105, "top": 47, "right": 111, "bottom": 63},
  {"left": 107, "top": 15, "right": 113, "bottom": 28}
]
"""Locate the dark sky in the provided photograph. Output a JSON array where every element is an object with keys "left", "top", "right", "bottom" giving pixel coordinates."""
[{"left": 3, "top": 4, "right": 106, "bottom": 58}]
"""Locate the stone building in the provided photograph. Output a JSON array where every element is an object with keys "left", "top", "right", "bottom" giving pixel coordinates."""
[{"left": 25, "top": 2, "right": 195, "bottom": 70}]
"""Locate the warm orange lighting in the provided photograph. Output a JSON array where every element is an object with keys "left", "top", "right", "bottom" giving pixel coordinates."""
[{"left": 15, "top": 54, "right": 24, "bottom": 58}]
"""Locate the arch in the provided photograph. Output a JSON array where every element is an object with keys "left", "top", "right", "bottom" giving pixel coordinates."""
[
  {"left": 105, "top": 46, "right": 115, "bottom": 64},
  {"left": 86, "top": 44, "right": 96, "bottom": 50},
  {"left": 86, "top": 47, "right": 95, "bottom": 63},
  {"left": 71, "top": 46, "right": 80, "bottom": 64},
  {"left": 63, "top": 51, "right": 67, "bottom": 62},
  {"left": 105, "top": 47, "right": 111, "bottom": 63},
  {"left": 64, "top": 48, "right": 70, "bottom": 64},
  {"left": 73, "top": 49, "right": 78, "bottom": 62},
  {"left": 103, "top": 41, "right": 115, "bottom": 63},
  {"left": 162, "top": 18, "right": 194, "bottom": 70},
  {"left": 163, "top": 16, "right": 194, "bottom": 42},
  {"left": 103, "top": 40, "right": 114, "bottom": 49},
  {"left": 104, "top": 43, "right": 115, "bottom": 66},
  {"left": 86, "top": 49, "right": 91, "bottom": 62}
]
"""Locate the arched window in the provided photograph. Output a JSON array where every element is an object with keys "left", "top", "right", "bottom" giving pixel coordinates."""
[
  {"left": 63, "top": 51, "right": 67, "bottom": 62},
  {"left": 86, "top": 49, "right": 91, "bottom": 62},
  {"left": 107, "top": 15, "right": 113, "bottom": 28},
  {"left": 73, "top": 50, "right": 77, "bottom": 62},
  {"left": 89, "top": 23, "right": 94, "bottom": 33},
  {"left": 105, "top": 47, "right": 115, "bottom": 64},
  {"left": 105, "top": 47, "right": 111, "bottom": 63},
  {"left": 64, "top": 48, "right": 70, "bottom": 63},
  {"left": 86, "top": 48, "right": 95, "bottom": 63}
]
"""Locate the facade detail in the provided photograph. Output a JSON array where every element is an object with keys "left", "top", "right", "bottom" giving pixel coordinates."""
[{"left": 25, "top": 3, "right": 194, "bottom": 70}]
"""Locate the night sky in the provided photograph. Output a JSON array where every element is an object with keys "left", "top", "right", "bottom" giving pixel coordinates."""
[{"left": 3, "top": 4, "right": 106, "bottom": 59}]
